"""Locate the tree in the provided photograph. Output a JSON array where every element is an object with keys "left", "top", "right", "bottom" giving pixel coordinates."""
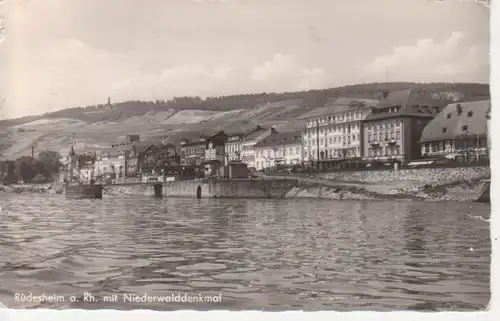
[
  {"left": 37, "top": 150, "right": 61, "bottom": 174},
  {"left": 15, "top": 156, "right": 37, "bottom": 183}
]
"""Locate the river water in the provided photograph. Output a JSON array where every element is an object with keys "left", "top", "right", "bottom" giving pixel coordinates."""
[{"left": 0, "top": 194, "right": 491, "bottom": 311}]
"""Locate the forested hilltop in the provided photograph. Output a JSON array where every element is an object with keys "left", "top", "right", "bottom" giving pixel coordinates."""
[{"left": 0, "top": 82, "right": 490, "bottom": 127}]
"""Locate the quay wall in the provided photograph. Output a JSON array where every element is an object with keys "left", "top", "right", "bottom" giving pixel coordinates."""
[
  {"left": 103, "top": 178, "right": 298, "bottom": 199},
  {"left": 0, "top": 167, "right": 490, "bottom": 203},
  {"left": 317, "top": 166, "right": 490, "bottom": 183}
]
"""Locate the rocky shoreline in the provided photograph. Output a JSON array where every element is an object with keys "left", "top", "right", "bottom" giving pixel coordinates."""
[
  {"left": 285, "top": 178, "right": 488, "bottom": 202},
  {"left": 0, "top": 177, "right": 489, "bottom": 202}
]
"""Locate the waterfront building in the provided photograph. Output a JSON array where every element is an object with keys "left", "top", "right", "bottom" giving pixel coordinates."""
[
  {"left": 300, "top": 97, "right": 379, "bottom": 169},
  {"left": 94, "top": 145, "right": 133, "bottom": 179},
  {"left": 240, "top": 127, "right": 277, "bottom": 169},
  {"left": 362, "top": 89, "right": 448, "bottom": 165},
  {"left": 93, "top": 134, "right": 145, "bottom": 179},
  {"left": 126, "top": 141, "right": 152, "bottom": 177},
  {"left": 180, "top": 131, "right": 228, "bottom": 166},
  {"left": 143, "top": 143, "right": 180, "bottom": 168},
  {"left": 419, "top": 100, "right": 490, "bottom": 162},
  {"left": 180, "top": 138, "right": 207, "bottom": 166},
  {"left": 254, "top": 131, "right": 302, "bottom": 171},
  {"left": 224, "top": 126, "right": 265, "bottom": 165},
  {"left": 78, "top": 160, "right": 95, "bottom": 183},
  {"left": 204, "top": 131, "right": 229, "bottom": 164}
]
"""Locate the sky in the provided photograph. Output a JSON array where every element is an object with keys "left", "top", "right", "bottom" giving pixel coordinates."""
[{"left": 0, "top": 0, "right": 490, "bottom": 119}]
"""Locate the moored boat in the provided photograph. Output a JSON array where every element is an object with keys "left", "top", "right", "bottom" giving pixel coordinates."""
[{"left": 65, "top": 183, "right": 103, "bottom": 199}]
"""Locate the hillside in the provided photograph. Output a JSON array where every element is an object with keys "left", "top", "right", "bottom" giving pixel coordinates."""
[{"left": 0, "top": 82, "right": 490, "bottom": 160}]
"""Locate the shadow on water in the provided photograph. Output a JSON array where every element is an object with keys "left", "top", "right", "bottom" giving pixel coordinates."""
[{"left": 0, "top": 195, "right": 491, "bottom": 311}]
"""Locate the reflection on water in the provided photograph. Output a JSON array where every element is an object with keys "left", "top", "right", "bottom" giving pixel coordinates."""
[{"left": 0, "top": 194, "right": 491, "bottom": 311}]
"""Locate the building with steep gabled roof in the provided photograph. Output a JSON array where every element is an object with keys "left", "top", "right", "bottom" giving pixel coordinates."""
[
  {"left": 239, "top": 127, "right": 278, "bottom": 169},
  {"left": 224, "top": 125, "right": 266, "bottom": 165},
  {"left": 361, "top": 89, "right": 449, "bottom": 164},
  {"left": 254, "top": 130, "right": 302, "bottom": 170},
  {"left": 419, "top": 100, "right": 490, "bottom": 162}
]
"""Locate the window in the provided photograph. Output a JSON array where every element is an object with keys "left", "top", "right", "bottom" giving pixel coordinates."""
[
  {"left": 446, "top": 113, "right": 452, "bottom": 119},
  {"left": 396, "top": 131, "right": 401, "bottom": 140},
  {"left": 467, "top": 111, "right": 473, "bottom": 117},
  {"left": 462, "top": 125, "right": 468, "bottom": 132},
  {"left": 442, "top": 127, "right": 447, "bottom": 133}
]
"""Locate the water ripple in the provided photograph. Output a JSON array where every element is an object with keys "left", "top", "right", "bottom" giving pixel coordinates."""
[{"left": 0, "top": 194, "right": 490, "bottom": 311}]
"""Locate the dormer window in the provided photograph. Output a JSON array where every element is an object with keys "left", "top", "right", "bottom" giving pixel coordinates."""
[
  {"left": 442, "top": 127, "right": 447, "bottom": 133},
  {"left": 462, "top": 125, "right": 468, "bottom": 132},
  {"left": 446, "top": 113, "right": 452, "bottom": 119}
]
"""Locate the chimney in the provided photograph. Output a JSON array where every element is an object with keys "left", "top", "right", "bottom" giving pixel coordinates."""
[
  {"left": 382, "top": 91, "right": 389, "bottom": 100},
  {"left": 31, "top": 146, "right": 34, "bottom": 158}
]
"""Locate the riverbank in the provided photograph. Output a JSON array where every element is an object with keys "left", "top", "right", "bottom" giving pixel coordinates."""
[
  {"left": 0, "top": 165, "right": 490, "bottom": 202},
  {"left": 284, "top": 177, "right": 488, "bottom": 202},
  {"left": 0, "top": 182, "right": 64, "bottom": 194}
]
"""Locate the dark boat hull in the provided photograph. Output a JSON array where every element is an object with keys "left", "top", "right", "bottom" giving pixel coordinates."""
[
  {"left": 475, "top": 181, "right": 490, "bottom": 203},
  {"left": 65, "top": 184, "right": 103, "bottom": 199}
]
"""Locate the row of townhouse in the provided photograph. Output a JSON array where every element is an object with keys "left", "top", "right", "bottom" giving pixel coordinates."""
[
  {"left": 300, "top": 90, "right": 490, "bottom": 168},
  {"left": 92, "top": 135, "right": 180, "bottom": 180},
  {"left": 69, "top": 89, "right": 490, "bottom": 181}
]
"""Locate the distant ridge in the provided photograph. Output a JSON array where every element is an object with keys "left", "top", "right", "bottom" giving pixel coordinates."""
[{"left": 0, "top": 82, "right": 489, "bottom": 127}]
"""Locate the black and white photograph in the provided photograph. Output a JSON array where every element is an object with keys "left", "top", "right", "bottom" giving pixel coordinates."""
[{"left": 0, "top": 0, "right": 493, "bottom": 315}]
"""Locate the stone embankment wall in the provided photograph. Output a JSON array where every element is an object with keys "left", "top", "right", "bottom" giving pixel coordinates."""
[
  {"left": 206, "top": 179, "right": 297, "bottom": 198},
  {"left": 1, "top": 168, "right": 489, "bottom": 203},
  {"left": 318, "top": 166, "right": 490, "bottom": 184},
  {"left": 104, "top": 179, "right": 298, "bottom": 199}
]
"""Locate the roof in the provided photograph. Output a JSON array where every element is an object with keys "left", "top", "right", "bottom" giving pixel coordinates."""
[
  {"left": 297, "top": 106, "right": 336, "bottom": 120},
  {"left": 146, "top": 143, "right": 176, "bottom": 152},
  {"left": 365, "top": 89, "right": 449, "bottom": 122},
  {"left": 242, "top": 127, "right": 269, "bottom": 141},
  {"left": 326, "top": 97, "right": 380, "bottom": 108},
  {"left": 254, "top": 130, "right": 302, "bottom": 148},
  {"left": 133, "top": 141, "right": 154, "bottom": 153},
  {"left": 419, "top": 100, "right": 490, "bottom": 143},
  {"left": 180, "top": 139, "right": 206, "bottom": 147},
  {"left": 297, "top": 97, "right": 379, "bottom": 120},
  {"left": 101, "top": 147, "right": 129, "bottom": 157}
]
